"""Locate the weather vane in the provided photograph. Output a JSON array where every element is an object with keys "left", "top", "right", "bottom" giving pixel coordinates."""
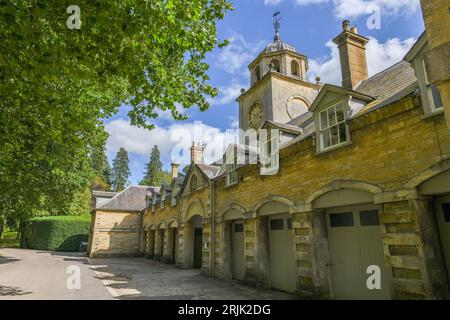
[{"left": 273, "top": 10, "right": 281, "bottom": 41}]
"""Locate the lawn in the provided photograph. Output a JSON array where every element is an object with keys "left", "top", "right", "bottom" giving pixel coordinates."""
[{"left": 0, "top": 229, "right": 20, "bottom": 248}]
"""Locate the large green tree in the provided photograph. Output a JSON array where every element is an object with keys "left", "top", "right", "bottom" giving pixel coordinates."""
[
  {"left": 140, "top": 145, "right": 171, "bottom": 186},
  {"left": 0, "top": 1, "right": 232, "bottom": 219},
  {"left": 111, "top": 148, "right": 131, "bottom": 192}
]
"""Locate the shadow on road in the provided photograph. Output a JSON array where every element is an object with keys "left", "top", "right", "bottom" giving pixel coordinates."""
[
  {"left": 0, "top": 256, "right": 20, "bottom": 265},
  {"left": 0, "top": 285, "right": 32, "bottom": 297}
]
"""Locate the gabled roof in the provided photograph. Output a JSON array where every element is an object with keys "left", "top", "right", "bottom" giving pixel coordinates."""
[
  {"left": 309, "top": 84, "right": 375, "bottom": 112},
  {"left": 197, "top": 163, "right": 221, "bottom": 179},
  {"left": 98, "top": 185, "right": 158, "bottom": 212}
]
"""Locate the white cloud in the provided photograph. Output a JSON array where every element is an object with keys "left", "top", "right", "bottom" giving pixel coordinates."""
[
  {"left": 106, "top": 119, "right": 239, "bottom": 166},
  {"left": 308, "top": 36, "right": 416, "bottom": 85},
  {"left": 215, "top": 33, "right": 265, "bottom": 75},
  {"left": 212, "top": 79, "right": 247, "bottom": 106},
  {"left": 263, "top": 0, "right": 420, "bottom": 19}
]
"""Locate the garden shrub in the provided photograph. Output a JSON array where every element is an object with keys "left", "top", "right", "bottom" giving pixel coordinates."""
[{"left": 21, "top": 215, "right": 91, "bottom": 252}]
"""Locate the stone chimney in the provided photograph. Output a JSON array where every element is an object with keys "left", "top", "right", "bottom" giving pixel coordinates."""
[
  {"left": 190, "top": 142, "right": 204, "bottom": 164},
  {"left": 171, "top": 163, "right": 179, "bottom": 179},
  {"left": 333, "top": 20, "right": 369, "bottom": 89}
]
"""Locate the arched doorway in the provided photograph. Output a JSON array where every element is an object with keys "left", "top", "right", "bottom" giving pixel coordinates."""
[
  {"left": 418, "top": 169, "right": 450, "bottom": 287},
  {"left": 257, "top": 199, "right": 296, "bottom": 293},
  {"left": 155, "top": 223, "right": 165, "bottom": 261},
  {"left": 166, "top": 220, "right": 178, "bottom": 264},
  {"left": 183, "top": 200, "right": 205, "bottom": 269},
  {"left": 311, "top": 186, "right": 391, "bottom": 300}
]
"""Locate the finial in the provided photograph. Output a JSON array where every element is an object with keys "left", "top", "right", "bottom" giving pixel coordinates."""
[{"left": 273, "top": 10, "right": 281, "bottom": 41}]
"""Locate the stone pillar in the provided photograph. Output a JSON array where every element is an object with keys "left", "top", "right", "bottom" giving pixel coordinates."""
[
  {"left": 374, "top": 190, "right": 449, "bottom": 299},
  {"left": 202, "top": 220, "right": 212, "bottom": 275},
  {"left": 180, "top": 223, "right": 193, "bottom": 268},
  {"left": 292, "top": 206, "right": 332, "bottom": 299},
  {"left": 244, "top": 213, "right": 270, "bottom": 289},
  {"left": 216, "top": 221, "right": 232, "bottom": 280},
  {"left": 154, "top": 229, "right": 163, "bottom": 261}
]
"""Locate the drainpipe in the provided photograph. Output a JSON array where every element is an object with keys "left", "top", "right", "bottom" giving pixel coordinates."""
[{"left": 210, "top": 179, "right": 216, "bottom": 279}]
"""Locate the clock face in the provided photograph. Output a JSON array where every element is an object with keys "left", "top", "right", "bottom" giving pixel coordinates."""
[{"left": 248, "top": 103, "right": 263, "bottom": 130}]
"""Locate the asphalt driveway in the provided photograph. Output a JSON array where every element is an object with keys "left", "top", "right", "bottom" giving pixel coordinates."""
[
  {"left": 0, "top": 248, "right": 295, "bottom": 300},
  {"left": 0, "top": 248, "right": 112, "bottom": 300}
]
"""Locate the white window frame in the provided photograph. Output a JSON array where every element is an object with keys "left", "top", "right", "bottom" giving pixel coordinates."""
[
  {"left": 225, "top": 163, "right": 238, "bottom": 186},
  {"left": 318, "top": 102, "right": 350, "bottom": 152},
  {"left": 260, "top": 129, "right": 280, "bottom": 176},
  {"left": 417, "top": 58, "right": 443, "bottom": 114}
]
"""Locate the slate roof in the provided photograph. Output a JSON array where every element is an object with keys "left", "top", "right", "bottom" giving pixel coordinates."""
[
  {"left": 353, "top": 61, "right": 417, "bottom": 117},
  {"left": 98, "top": 185, "right": 159, "bottom": 211},
  {"left": 265, "top": 120, "right": 304, "bottom": 135},
  {"left": 197, "top": 164, "right": 221, "bottom": 179}
]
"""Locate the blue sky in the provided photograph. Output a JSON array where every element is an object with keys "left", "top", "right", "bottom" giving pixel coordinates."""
[{"left": 105, "top": 0, "right": 425, "bottom": 185}]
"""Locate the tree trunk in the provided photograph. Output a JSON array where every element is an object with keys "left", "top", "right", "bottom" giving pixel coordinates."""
[{"left": 0, "top": 218, "right": 5, "bottom": 239}]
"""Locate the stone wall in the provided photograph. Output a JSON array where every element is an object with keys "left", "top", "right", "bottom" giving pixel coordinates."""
[{"left": 89, "top": 210, "right": 142, "bottom": 257}]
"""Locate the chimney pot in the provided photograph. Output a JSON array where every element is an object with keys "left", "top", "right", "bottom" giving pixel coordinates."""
[
  {"left": 333, "top": 21, "right": 369, "bottom": 89},
  {"left": 190, "top": 142, "right": 204, "bottom": 164},
  {"left": 171, "top": 163, "right": 180, "bottom": 179},
  {"left": 343, "top": 20, "right": 350, "bottom": 31}
]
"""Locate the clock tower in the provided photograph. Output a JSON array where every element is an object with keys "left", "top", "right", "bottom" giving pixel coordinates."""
[{"left": 236, "top": 13, "right": 321, "bottom": 142}]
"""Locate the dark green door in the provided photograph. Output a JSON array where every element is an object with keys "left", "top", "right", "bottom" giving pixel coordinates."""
[{"left": 193, "top": 228, "right": 203, "bottom": 269}]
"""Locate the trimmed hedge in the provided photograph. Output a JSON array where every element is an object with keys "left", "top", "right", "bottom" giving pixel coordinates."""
[{"left": 21, "top": 215, "right": 91, "bottom": 252}]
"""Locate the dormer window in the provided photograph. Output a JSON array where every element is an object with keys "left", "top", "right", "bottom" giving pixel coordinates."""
[
  {"left": 318, "top": 102, "right": 349, "bottom": 151},
  {"left": 418, "top": 58, "right": 443, "bottom": 113},
  {"left": 291, "top": 60, "right": 299, "bottom": 77},
  {"left": 190, "top": 174, "right": 198, "bottom": 191},
  {"left": 260, "top": 129, "right": 280, "bottom": 176},
  {"left": 225, "top": 162, "right": 238, "bottom": 186},
  {"left": 160, "top": 190, "right": 166, "bottom": 209},
  {"left": 171, "top": 185, "right": 177, "bottom": 207}
]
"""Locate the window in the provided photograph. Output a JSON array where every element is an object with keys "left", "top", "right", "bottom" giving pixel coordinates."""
[
  {"left": 419, "top": 58, "right": 443, "bottom": 112},
  {"left": 270, "top": 219, "right": 284, "bottom": 230},
  {"left": 226, "top": 163, "right": 238, "bottom": 186},
  {"left": 291, "top": 60, "right": 300, "bottom": 77},
  {"left": 329, "top": 212, "right": 354, "bottom": 227},
  {"left": 287, "top": 218, "right": 293, "bottom": 230},
  {"left": 255, "top": 66, "right": 261, "bottom": 81},
  {"left": 270, "top": 59, "right": 280, "bottom": 73},
  {"left": 190, "top": 174, "right": 198, "bottom": 191},
  {"left": 360, "top": 210, "right": 380, "bottom": 226},
  {"left": 234, "top": 223, "right": 244, "bottom": 233},
  {"left": 319, "top": 103, "right": 349, "bottom": 150},
  {"left": 260, "top": 129, "right": 280, "bottom": 175}
]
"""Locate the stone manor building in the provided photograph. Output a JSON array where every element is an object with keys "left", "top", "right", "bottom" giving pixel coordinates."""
[{"left": 89, "top": 11, "right": 450, "bottom": 299}]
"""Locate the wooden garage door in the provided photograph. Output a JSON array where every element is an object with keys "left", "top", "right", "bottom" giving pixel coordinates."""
[
  {"left": 268, "top": 214, "right": 297, "bottom": 293},
  {"left": 326, "top": 205, "right": 391, "bottom": 300},
  {"left": 435, "top": 196, "right": 450, "bottom": 282},
  {"left": 231, "top": 221, "right": 245, "bottom": 281}
]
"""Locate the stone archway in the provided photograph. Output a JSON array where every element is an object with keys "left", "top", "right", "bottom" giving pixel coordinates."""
[
  {"left": 304, "top": 180, "right": 390, "bottom": 300},
  {"left": 251, "top": 196, "right": 297, "bottom": 293},
  {"left": 180, "top": 200, "right": 205, "bottom": 269}
]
